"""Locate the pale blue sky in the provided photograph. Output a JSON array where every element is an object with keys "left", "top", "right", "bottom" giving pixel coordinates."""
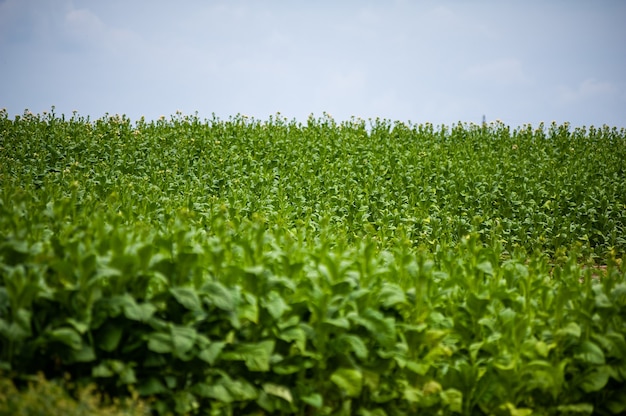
[{"left": 1, "top": 0, "right": 625, "bottom": 127}]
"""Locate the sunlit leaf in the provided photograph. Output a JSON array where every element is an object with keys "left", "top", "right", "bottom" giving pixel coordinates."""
[
  {"left": 300, "top": 393, "right": 323, "bottom": 408},
  {"left": 263, "top": 383, "right": 293, "bottom": 403},
  {"left": 330, "top": 368, "right": 362, "bottom": 397},
  {"left": 477, "top": 260, "right": 494, "bottom": 276},
  {"left": 556, "top": 403, "right": 594, "bottom": 415}
]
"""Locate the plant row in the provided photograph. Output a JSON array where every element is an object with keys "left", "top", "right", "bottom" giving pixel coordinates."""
[{"left": 2, "top": 109, "right": 625, "bottom": 260}]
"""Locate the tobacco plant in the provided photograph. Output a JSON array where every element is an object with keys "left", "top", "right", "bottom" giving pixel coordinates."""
[{"left": 1, "top": 108, "right": 625, "bottom": 414}]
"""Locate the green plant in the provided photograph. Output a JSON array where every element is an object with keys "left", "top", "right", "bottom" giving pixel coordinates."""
[
  {"left": 1, "top": 108, "right": 625, "bottom": 414},
  {"left": 0, "top": 372, "right": 149, "bottom": 416}
]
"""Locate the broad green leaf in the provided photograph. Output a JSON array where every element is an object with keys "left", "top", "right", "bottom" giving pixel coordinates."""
[
  {"left": 348, "top": 288, "right": 371, "bottom": 302},
  {"left": 223, "top": 377, "right": 258, "bottom": 401},
  {"left": 556, "top": 403, "right": 594, "bottom": 415},
  {"left": 171, "top": 325, "right": 197, "bottom": 358},
  {"left": 469, "top": 342, "right": 483, "bottom": 362},
  {"left": 358, "top": 408, "right": 388, "bottom": 416},
  {"left": 165, "top": 375, "right": 177, "bottom": 389},
  {"left": 406, "top": 360, "right": 430, "bottom": 375},
  {"left": 441, "top": 388, "right": 463, "bottom": 413},
  {"left": 200, "top": 384, "right": 232, "bottom": 403},
  {"left": 138, "top": 377, "right": 168, "bottom": 396},
  {"left": 362, "top": 368, "right": 380, "bottom": 391},
  {"left": 477, "top": 260, "right": 494, "bottom": 276},
  {"left": 478, "top": 316, "right": 497, "bottom": 332},
  {"left": 610, "top": 283, "right": 626, "bottom": 307},
  {"left": 575, "top": 340, "right": 605, "bottom": 365},
  {"left": 222, "top": 340, "right": 275, "bottom": 372},
  {"left": 425, "top": 329, "right": 448, "bottom": 346},
  {"left": 13, "top": 308, "right": 32, "bottom": 334},
  {"left": 97, "top": 323, "right": 123, "bottom": 352},
  {"left": 377, "top": 283, "right": 407, "bottom": 308},
  {"left": 170, "top": 287, "right": 202, "bottom": 311},
  {"left": 594, "top": 292, "right": 612, "bottom": 308},
  {"left": 256, "top": 392, "right": 277, "bottom": 412},
  {"left": 498, "top": 402, "right": 532, "bottom": 416},
  {"left": 1, "top": 310, "right": 32, "bottom": 341},
  {"left": 263, "top": 383, "right": 293, "bottom": 403},
  {"left": 244, "top": 265, "right": 265, "bottom": 276},
  {"left": 337, "top": 333, "right": 368, "bottom": 359},
  {"left": 263, "top": 291, "right": 289, "bottom": 319},
  {"left": 273, "top": 362, "right": 304, "bottom": 375},
  {"left": 0, "top": 240, "right": 29, "bottom": 265},
  {"left": 119, "top": 365, "right": 137, "bottom": 384},
  {"left": 278, "top": 326, "right": 307, "bottom": 351},
  {"left": 422, "top": 380, "right": 442, "bottom": 395},
  {"left": 198, "top": 341, "right": 225, "bottom": 365},
  {"left": 592, "top": 332, "right": 626, "bottom": 359},
  {"left": 351, "top": 308, "right": 395, "bottom": 347},
  {"left": 147, "top": 332, "right": 172, "bottom": 353},
  {"left": 122, "top": 296, "right": 156, "bottom": 322},
  {"left": 330, "top": 368, "right": 362, "bottom": 397},
  {"left": 557, "top": 322, "right": 581, "bottom": 340},
  {"left": 143, "top": 353, "right": 166, "bottom": 367},
  {"left": 242, "top": 340, "right": 275, "bottom": 372},
  {"left": 92, "top": 362, "right": 115, "bottom": 378},
  {"left": 65, "top": 317, "right": 89, "bottom": 334},
  {"left": 300, "top": 393, "right": 323, "bottom": 408},
  {"left": 199, "top": 376, "right": 257, "bottom": 402},
  {"left": 101, "top": 294, "right": 131, "bottom": 318},
  {"left": 192, "top": 382, "right": 219, "bottom": 399},
  {"left": 94, "top": 265, "right": 122, "bottom": 280},
  {"left": 607, "top": 392, "right": 626, "bottom": 414},
  {"left": 70, "top": 344, "right": 96, "bottom": 362},
  {"left": 48, "top": 327, "right": 82, "bottom": 350},
  {"left": 403, "top": 385, "right": 423, "bottom": 403},
  {"left": 466, "top": 292, "right": 490, "bottom": 314},
  {"left": 499, "top": 307, "right": 516, "bottom": 323},
  {"left": 323, "top": 316, "right": 350, "bottom": 329},
  {"left": 174, "top": 391, "right": 197, "bottom": 414},
  {"left": 494, "top": 354, "right": 515, "bottom": 370},
  {"left": 202, "top": 281, "right": 235, "bottom": 311},
  {"left": 239, "top": 292, "right": 259, "bottom": 324},
  {"left": 580, "top": 366, "right": 610, "bottom": 392},
  {"left": 535, "top": 340, "right": 550, "bottom": 358},
  {"left": 526, "top": 369, "right": 556, "bottom": 395},
  {"left": 0, "top": 288, "right": 8, "bottom": 313}
]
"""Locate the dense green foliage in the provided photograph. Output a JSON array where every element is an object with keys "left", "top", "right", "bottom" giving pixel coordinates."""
[
  {"left": 0, "top": 372, "right": 147, "bottom": 416},
  {"left": 1, "top": 108, "right": 625, "bottom": 415}
]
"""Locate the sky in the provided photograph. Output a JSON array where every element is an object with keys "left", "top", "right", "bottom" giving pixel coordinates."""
[{"left": 1, "top": 0, "right": 625, "bottom": 128}]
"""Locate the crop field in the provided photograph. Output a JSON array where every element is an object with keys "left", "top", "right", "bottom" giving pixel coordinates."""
[{"left": 1, "top": 108, "right": 625, "bottom": 415}]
